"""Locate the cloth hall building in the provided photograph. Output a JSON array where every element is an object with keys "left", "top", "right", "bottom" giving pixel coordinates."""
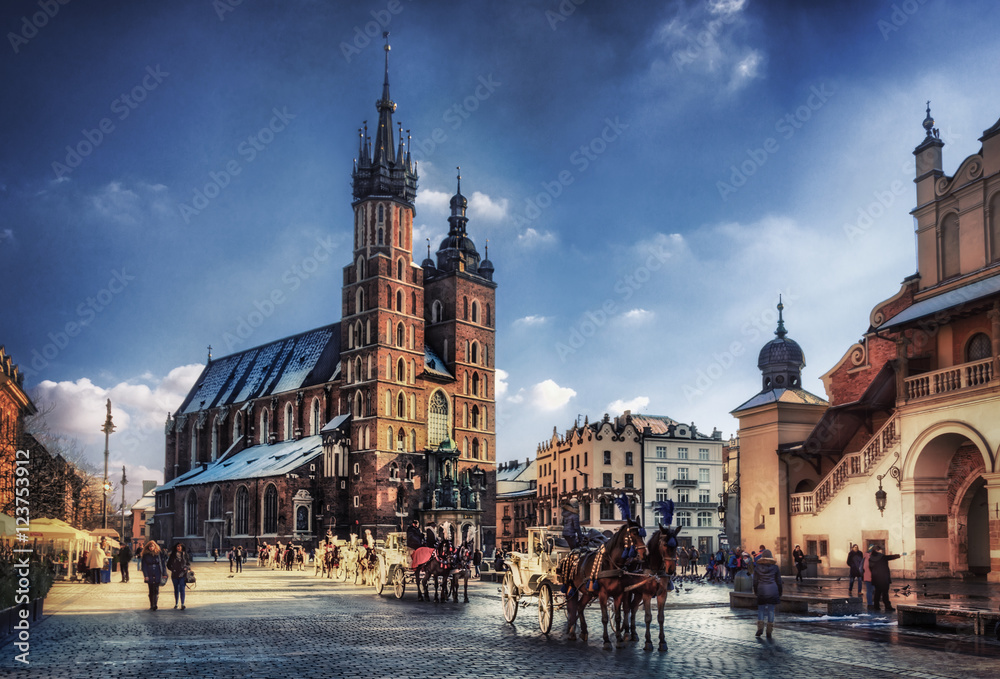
[{"left": 152, "top": 49, "right": 497, "bottom": 555}]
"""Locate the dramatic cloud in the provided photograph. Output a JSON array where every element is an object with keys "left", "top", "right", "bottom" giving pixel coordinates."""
[
  {"left": 528, "top": 379, "right": 576, "bottom": 411},
  {"left": 468, "top": 191, "right": 508, "bottom": 221},
  {"left": 415, "top": 190, "right": 450, "bottom": 215},
  {"left": 495, "top": 368, "right": 509, "bottom": 400}
]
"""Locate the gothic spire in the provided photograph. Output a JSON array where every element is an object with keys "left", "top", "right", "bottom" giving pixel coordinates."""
[{"left": 372, "top": 32, "right": 397, "bottom": 168}]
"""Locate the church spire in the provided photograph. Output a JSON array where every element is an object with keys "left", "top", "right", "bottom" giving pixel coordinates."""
[{"left": 372, "top": 32, "right": 397, "bottom": 168}]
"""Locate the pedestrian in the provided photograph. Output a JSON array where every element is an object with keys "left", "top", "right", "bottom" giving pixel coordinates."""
[
  {"left": 406, "top": 518, "right": 424, "bottom": 559},
  {"left": 862, "top": 546, "right": 875, "bottom": 609},
  {"left": 473, "top": 547, "right": 482, "bottom": 578},
  {"left": 494, "top": 550, "right": 505, "bottom": 573},
  {"left": 689, "top": 547, "right": 700, "bottom": 575},
  {"left": 752, "top": 548, "right": 783, "bottom": 639},
  {"left": 561, "top": 498, "right": 584, "bottom": 549},
  {"left": 212, "top": 548, "right": 219, "bottom": 563},
  {"left": 868, "top": 545, "right": 905, "bottom": 612},
  {"left": 140, "top": 541, "right": 165, "bottom": 611},
  {"left": 846, "top": 544, "right": 864, "bottom": 597},
  {"left": 792, "top": 544, "right": 805, "bottom": 583},
  {"left": 166, "top": 543, "right": 191, "bottom": 610},
  {"left": 227, "top": 548, "right": 234, "bottom": 573},
  {"left": 235, "top": 545, "right": 244, "bottom": 573},
  {"left": 118, "top": 542, "right": 133, "bottom": 583},
  {"left": 88, "top": 539, "right": 107, "bottom": 584},
  {"left": 678, "top": 546, "right": 689, "bottom": 575}
]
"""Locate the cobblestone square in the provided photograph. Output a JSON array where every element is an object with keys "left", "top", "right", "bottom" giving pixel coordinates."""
[{"left": 3, "top": 562, "right": 1000, "bottom": 678}]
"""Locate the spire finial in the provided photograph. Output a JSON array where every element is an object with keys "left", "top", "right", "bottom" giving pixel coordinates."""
[
  {"left": 456, "top": 166, "right": 461, "bottom": 195},
  {"left": 775, "top": 295, "right": 787, "bottom": 339},
  {"left": 383, "top": 31, "right": 391, "bottom": 86},
  {"left": 426, "top": 237, "right": 431, "bottom": 260},
  {"left": 923, "top": 100, "right": 935, "bottom": 138},
  {"left": 207, "top": 345, "right": 213, "bottom": 363},
  {"left": 485, "top": 238, "right": 489, "bottom": 259}
]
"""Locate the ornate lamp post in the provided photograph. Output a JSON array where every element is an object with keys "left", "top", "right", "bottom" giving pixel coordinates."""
[
  {"left": 101, "top": 399, "right": 116, "bottom": 529},
  {"left": 875, "top": 452, "right": 901, "bottom": 517},
  {"left": 120, "top": 465, "right": 128, "bottom": 542}
]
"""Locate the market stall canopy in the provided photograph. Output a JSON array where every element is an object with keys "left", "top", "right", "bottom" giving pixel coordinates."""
[
  {"left": 25, "top": 518, "right": 93, "bottom": 542},
  {"left": 0, "top": 512, "right": 16, "bottom": 536}
]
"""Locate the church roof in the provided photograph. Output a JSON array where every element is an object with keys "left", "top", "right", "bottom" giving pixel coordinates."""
[
  {"left": 423, "top": 344, "right": 453, "bottom": 379},
  {"left": 156, "top": 435, "right": 324, "bottom": 491},
  {"left": 730, "top": 387, "right": 828, "bottom": 414},
  {"left": 177, "top": 324, "right": 341, "bottom": 415}
]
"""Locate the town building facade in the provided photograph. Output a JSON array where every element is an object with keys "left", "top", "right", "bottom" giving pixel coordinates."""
[
  {"left": 152, "top": 47, "right": 497, "bottom": 555},
  {"left": 0, "top": 346, "right": 36, "bottom": 517},
  {"left": 496, "top": 458, "right": 536, "bottom": 554},
  {"left": 733, "top": 109, "right": 1000, "bottom": 581}
]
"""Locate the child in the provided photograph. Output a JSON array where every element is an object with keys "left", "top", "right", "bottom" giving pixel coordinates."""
[{"left": 752, "top": 549, "right": 782, "bottom": 639}]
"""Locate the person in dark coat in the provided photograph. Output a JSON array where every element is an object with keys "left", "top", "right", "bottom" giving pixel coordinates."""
[
  {"left": 752, "top": 549, "right": 782, "bottom": 638},
  {"left": 166, "top": 543, "right": 191, "bottom": 610},
  {"left": 140, "top": 541, "right": 165, "bottom": 611},
  {"left": 118, "top": 544, "right": 133, "bottom": 583},
  {"left": 561, "top": 499, "right": 583, "bottom": 549},
  {"left": 846, "top": 544, "right": 864, "bottom": 597},
  {"left": 406, "top": 519, "right": 424, "bottom": 558},
  {"left": 792, "top": 544, "right": 805, "bottom": 583},
  {"left": 868, "top": 545, "right": 904, "bottom": 612}
]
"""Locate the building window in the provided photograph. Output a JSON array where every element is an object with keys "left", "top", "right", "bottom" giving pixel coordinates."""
[
  {"left": 285, "top": 403, "right": 294, "bottom": 440},
  {"left": 431, "top": 300, "right": 443, "bottom": 323},
  {"left": 625, "top": 451, "right": 633, "bottom": 466},
  {"left": 677, "top": 511, "right": 692, "bottom": 527},
  {"left": 471, "top": 300, "right": 479, "bottom": 323},
  {"left": 655, "top": 487, "right": 670, "bottom": 502},
  {"left": 677, "top": 467, "right": 689, "bottom": 480},
  {"left": 941, "top": 212, "right": 960, "bottom": 280},
  {"left": 406, "top": 463, "right": 415, "bottom": 481},
  {"left": 677, "top": 488, "right": 690, "bottom": 503},
  {"left": 699, "top": 448, "right": 709, "bottom": 460},
  {"left": 190, "top": 427, "right": 197, "bottom": 468},
  {"left": 656, "top": 466, "right": 668, "bottom": 482},
  {"left": 311, "top": 398, "right": 321, "bottom": 435},
  {"left": 697, "top": 511, "right": 712, "bottom": 527},
  {"left": 602, "top": 472, "right": 612, "bottom": 488},
  {"left": 699, "top": 489, "right": 710, "bottom": 504},
  {"left": 296, "top": 506, "right": 309, "bottom": 532},
  {"left": 600, "top": 498, "right": 613, "bottom": 520},
  {"left": 624, "top": 473, "right": 634, "bottom": 488},
  {"left": 260, "top": 409, "right": 269, "bottom": 444},
  {"left": 603, "top": 450, "right": 611, "bottom": 465},
  {"left": 263, "top": 484, "right": 278, "bottom": 534},
  {"left": 354, "top": 496, "right": 359, "bottom": 508},
  {"left": 698, "top": 468, "right": 710, "bottom": 483},
  {"left": 211, "top": 418, "right": 219, "bottom": 462},
  {"left": 428, "top": 391, "right": 449, "bottom": 447},
  {"left": 209, "top": 487, "right": 222, "bottom": 520},
  {"left": 655, "top": 446, "right": 666, "bottom": 459},
  {"left": 967, "top": 333, "right": 991, "bottom": 362},
  {"left": 389, "top": 462, "right": 399, "bottom": 480},
  {"left": 185, "top": 491, "right": 198, "bottom": 536},
  {"left": 677, "top": 447, "right": 688, "bottom": 460},
  {"left": 396, "top": 323, "right": 405, "bottom": 347},
  {"left": 229, "top": 486, "right": 246, "bottom": 532}
]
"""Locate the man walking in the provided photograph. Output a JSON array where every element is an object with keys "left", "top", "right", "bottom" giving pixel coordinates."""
[
  {"left": 234, "top": 545, "right": 244, "bottom": 573},
  {"left": 118, "top": 543, "right": 133, "bottom": 583},
  {"left": 847, "top": 544, "right": 864, "bottom": 597}
]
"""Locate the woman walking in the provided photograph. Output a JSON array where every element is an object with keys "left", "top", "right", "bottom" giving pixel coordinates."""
[
  {"left": 752, "top": 549, "right": 783, "bottom": 639},
  {"left": 140, "top": 542, "right": 165, "bottom": 611},
  {"left": 792, "top": 544, "right": 805, "bottom": 583},
  {"left": 166, "top": 543, "right": 191, "bottom": 610}
]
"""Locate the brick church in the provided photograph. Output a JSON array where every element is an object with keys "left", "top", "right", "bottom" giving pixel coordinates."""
[{"left": 152, "top": 45, "right": 497, "bottom": 555}]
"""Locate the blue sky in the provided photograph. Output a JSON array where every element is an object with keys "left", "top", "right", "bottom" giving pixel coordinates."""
[{"left": 3, "top": 0, "right": 999, "bottom": 503}]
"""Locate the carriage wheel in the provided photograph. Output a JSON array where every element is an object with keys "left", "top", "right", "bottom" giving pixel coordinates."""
[
  {"left": 538, "top": 583, "right": 554, "bottom": 635},
  {"left": 501, "top": 572, "right": 519, "bottom": 623},
  {"left": 354, "top": 565, "right": 362, "bottom": 585},
  {"left": 392, "top": 567, "right": 406, "bottom": 599},
  {"left": 374, "top": 568, "right": 385, "bottom": 595},
  {"left": 336, "top": 564, "right": 346, "bottom": 582}
]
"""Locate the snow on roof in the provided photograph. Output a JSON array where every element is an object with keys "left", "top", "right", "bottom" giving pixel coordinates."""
[
  {"left": 178, "top": 324, "right": 340, "bottom": 415},
  {"left": 423, "top": 344, "right": 453, "bottom": 379},
  {"left": 157, "top": 435, "right": 324, "bottom": 491},
  {"left": 321, "top": 413, "right": 351, "bottom": 433}
]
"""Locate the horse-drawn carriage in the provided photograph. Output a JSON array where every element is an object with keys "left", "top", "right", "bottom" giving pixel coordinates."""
[
  {"left": 374, "top": 531, "right": 472, "bottom": 602},
  {"left": 500, "top": 499, "right": 682, "bottom": 651}
]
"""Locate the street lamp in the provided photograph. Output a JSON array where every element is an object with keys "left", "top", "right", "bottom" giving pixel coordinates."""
[
  {"left": 120, "top": 465, "right": 128, "bottom": 543},
  {"left": 101, "top": 399, "right": 116, "bottom": 529},
  {"left": 874, "top": 452, "right": 900, "bottom": 517}
]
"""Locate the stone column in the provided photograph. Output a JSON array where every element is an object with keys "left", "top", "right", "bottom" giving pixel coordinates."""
[{"left": 983, "top": 472, "right": 1000, "bottom": 583}]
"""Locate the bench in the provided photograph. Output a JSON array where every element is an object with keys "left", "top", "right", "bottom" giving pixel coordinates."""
[
  {"left": 730, "top": 591, "right": 862, "bottom": 615},
  {"left": 897, "top": 604, "right": 1000, "bottom": 636}
]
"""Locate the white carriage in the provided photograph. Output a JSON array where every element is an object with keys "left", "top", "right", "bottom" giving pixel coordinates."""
[{"left": 500, "top": 527, "right": 569, "bottom": 634}]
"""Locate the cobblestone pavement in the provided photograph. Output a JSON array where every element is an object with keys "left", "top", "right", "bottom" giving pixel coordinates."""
[{"left": 2, "top": 562, "right": 1000, "bottom": 678}]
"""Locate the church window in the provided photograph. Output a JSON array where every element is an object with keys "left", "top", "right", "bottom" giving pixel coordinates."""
[
  {"left": 263, "top": 484, "right": 278, "bottom": 534},
  {"left": 471, "top": 342, "right": 479, "bottom": 364},
  {"left": 356, "top": 321, "right": 363, "bottom": 346},
  {"left": 397, "top": 258, "right": 404, "bottom": 280},
  {"left": 471, "top": 301, "right": 479, "bottom": 323},
  {"left": 410, "top": 429, "right": 416, "bottom": 452},
  {"left": 366, "top": 320, "right": 371, "bottom": 343},
  {"left": 378, "top": 228, "right": 384, "bottom": 245},
  {"left": 471, "top": 405, "right": 480, "bottom": 429},
  {"left": 211, "top": 417, "right": 219, "bottom": 462},
  {"left": 472, "top": 372, "right": 479, "bottom": 396},
  {"left": 185, "top": 491, "right": 198, "bottom": 536},
  {"left": 190, "top": 427, "right": 197, "bottom": 467},
  {"left": 397, "top": 323, "right": 405, "bottom": 347},
  {"left": 431, "top": 300, "right": 443, "bottom": 323},
  {"left": 285, "top": 403, "right": 294, "bottom": 440},
  {"left": 385, "top": 391, "right": 391, "bottom": 415},
  {"left": 486, "top": 303, "right": 491, "bottom": 327},
  {"left": 396, "top": 290, "right": 403, "bottom": 312},
  {"left": 463, "top": 403, "right": 469, "bottom": 427},
  {"left": 411, "top": 291, "right": 417, "bottom": 315},
  {"left": 210, "top": 487, "right": 222, "bottom": 520},
  {"left": 296, "top": 506, "right": 309, "bottom": 532},
  {"left": 463, "top": 297, "right": 469, "bottom": 320},
  {"left": 483, "top": 439, "right": 488, "bottom": 461},
  {"left": 235, "top": 486, "right": 249, "bottom": 535},
  {"left": 941, "top": 212, "right": 960, "bottom": 280},
  {"left": 410, "top": 359, "right": 416, "bottom": 384},
  {"left": 967, "top": 332, "right": 991, "bottom": 362},
  {"left": 355, "top": 288, "right": 365, "bottom": 314},
  {"left": 311, "top": 398, "right": 321, "bottom": 436},
  {"left": 472, "top": 438, "right": 480, "bottom": 458},
  {"left": 356, "top": 257, "right": 364, "bottom": 282},
  {"left": 463, "top": 437, "right": 469, "bottom": 458},
  {"left": 233, "top": 413, "right": 243, "bottom": 441},
  {"left": 398, "top": 392, "right": 406, "bottom": 419},
  {"left": 364, "top": 426, "right": 370, "bottom": 449},
  {"left": 260, "top": 410, "right": 269, "bottom": 445},
  {"left": 397, "top": 428, "right": 405, "bottom": 451},
  {"left": 378, "top": 203, "right": 384, "bottom": 222},
  {"left": 397, "top": 358, "right": 405, "bottom": 383},
  {"left": 387, "top": 426, "right": 394, "bottom": 449},
  {"left": 406, "top": 462, "right": 415, "bottom": 480},
  {"left": 484, "top": 346, "right": 489, "bottom": 367},
  {"left": 355, "top": 358, "right": 362, "bottom": 384},
  {"left": 389, "top": 462, "right": 399, "bottom": 480},
  {"left": 428, "top": 391, "right": 449, "bottom": 448}
]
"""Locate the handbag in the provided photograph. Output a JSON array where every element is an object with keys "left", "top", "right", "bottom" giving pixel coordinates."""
[
  {"left": 159, "top": 574, "right": 168, "bottom": 587},
  {"left": 185, "top": 567, "right": 196, "bottom": 584}
]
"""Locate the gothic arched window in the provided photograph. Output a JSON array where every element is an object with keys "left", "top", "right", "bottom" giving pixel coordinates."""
[
  {"left": 263, "top": 484, "right": 278, "bottom": 534},
  {"left": 428, "top": 391, "right": 449, "bottom": 448},
  {"left": 235, "top": 486, "right": 249, "bottom": 535}
]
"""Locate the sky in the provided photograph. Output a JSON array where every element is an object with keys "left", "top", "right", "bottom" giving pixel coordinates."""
[{"left": 3, "top": 0, "right": 1000, "bottom": 505}]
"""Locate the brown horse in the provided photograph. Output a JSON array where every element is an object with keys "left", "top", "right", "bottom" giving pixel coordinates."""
[
  {"left": 416, "top": 540, "right": 454, "bottom": 602},
  {"left": 559, "top": 520, "right": 647, "bottom": 648},
  {"left": 620, "top": 524, "right": 681, "bottom": 652}
]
